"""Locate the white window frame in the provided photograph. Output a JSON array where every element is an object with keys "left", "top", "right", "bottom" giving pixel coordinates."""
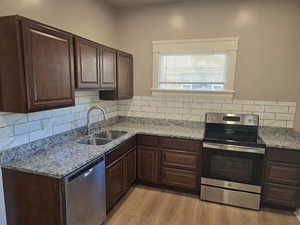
[{"left": 152, "top": 37, "right": 239, "bottom": 99}]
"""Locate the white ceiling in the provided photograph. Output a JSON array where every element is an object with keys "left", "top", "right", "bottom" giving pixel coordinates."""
[{"left": 104, "top": 0, "right": 196, "bottom": 8}]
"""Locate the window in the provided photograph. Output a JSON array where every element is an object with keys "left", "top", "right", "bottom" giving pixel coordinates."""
[
  {"left": 152, "top": 38, "right": 239, "bottom": 98},
  {"left": 159, "top": 53, "right": 227, "bottom": 91}
]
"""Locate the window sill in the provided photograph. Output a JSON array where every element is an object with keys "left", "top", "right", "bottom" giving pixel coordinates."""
[{"left": 151, "top": 88, "right": 235, "bottom": 100}]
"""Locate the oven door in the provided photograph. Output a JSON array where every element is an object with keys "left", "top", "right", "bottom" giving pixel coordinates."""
[
  {"left": 202, "top": 142, "right": 265, "bottom": 187},
  {"left": 200, "top": 142, "right": 265, "bottom": 210}
]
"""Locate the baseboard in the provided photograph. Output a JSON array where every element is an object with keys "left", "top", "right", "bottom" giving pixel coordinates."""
[{"left": 295, "top": 209, "right": 300, "bottom": 222}]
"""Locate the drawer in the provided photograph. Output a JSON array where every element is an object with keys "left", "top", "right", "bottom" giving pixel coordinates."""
[
  {"left": 106, "top": 136, "right": 136, "bottom": 166},
  {"left": 263, "top": 183, "right": 299, "bottom": 208},
  {"left": 267, "top": 148, "right": 300, "bottom": 164},
  {"left": 161, "top": 149, "right": 199, "bottom": 171},
  {"left": 158, "top": 137, "right": 201, "bottom": 152},
  {"left": 137, "top": 135, "right": 158, "bottom": 147},
  {"left": 266, "top": 161, "right": 300, "bottom": 186},
  {"left": 161, "top": 167, "right": 198, "bottom": 190}
]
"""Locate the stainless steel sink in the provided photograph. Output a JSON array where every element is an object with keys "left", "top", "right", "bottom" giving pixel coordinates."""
[
  {"left": 78, "top": 138, "right": 112, "bottom": 146},
  {"left": 93, "top": 130, "right": 127, "bottom": 140},
  {"left": 77, "top": 130, "right": 127, "bottom": 146}
]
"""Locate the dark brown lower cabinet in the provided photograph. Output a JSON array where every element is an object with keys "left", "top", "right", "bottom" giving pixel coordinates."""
[
  {"left": 263, "top": 148, "right": 300, "bottom": 210},
  {"left": 137, "top": 146, "right": 160, "bottom": 184},
  {"left": 124, "top": 148, "right": 137, "bottom": 190},
  {"left": 106, "top": 145, "right": 137, "bottom": 210},
  {"left": 161, "top": 167, "right": 198, "bottom": 190},
  {"left": 263, "top": 183, "right": 299, "bottom": 208},
  {"left": 2, "top": 169, "right": 65, "bottom": 225},
  {"left": 106, "top": 159, "right": 124, "bottom": 209}
]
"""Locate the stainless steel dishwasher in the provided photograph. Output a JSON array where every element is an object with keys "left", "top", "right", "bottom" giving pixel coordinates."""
[{"left": 65, "top": 156, "right": 106, "bottom": 225}]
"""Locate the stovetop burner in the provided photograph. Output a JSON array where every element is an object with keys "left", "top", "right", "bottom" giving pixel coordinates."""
[
  {"left": 203, "top": 136, "right": 266, "bottom": 148},
  {"left": 204, "top": 112, "right": 265, "bottom": 148}
]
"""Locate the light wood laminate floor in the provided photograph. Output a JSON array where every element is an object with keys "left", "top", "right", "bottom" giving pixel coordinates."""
[{"left": 104, "top": 185, "right": 300, "bottom": 225}]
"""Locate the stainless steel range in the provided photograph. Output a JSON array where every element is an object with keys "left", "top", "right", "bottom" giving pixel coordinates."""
[{"left": 200, "top": 113, "right": 266, "bottom": 210}]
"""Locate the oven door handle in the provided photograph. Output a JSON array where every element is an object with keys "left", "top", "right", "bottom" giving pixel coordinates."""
[{"left": 203, "top": 142, "right": 265, "bottom": 154}]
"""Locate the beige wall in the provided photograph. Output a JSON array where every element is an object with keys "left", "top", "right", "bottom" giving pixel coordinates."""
[
  {"left": 117, "top": 0, "right": 300, "bottom": 101},
  {"left": 0, "top": 0, "right": 119, "bottom": 47}
]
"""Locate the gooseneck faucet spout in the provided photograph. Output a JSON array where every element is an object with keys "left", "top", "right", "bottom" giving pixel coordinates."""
[{"left": 87, "top": 106, "right": 107, "bottom": 135}]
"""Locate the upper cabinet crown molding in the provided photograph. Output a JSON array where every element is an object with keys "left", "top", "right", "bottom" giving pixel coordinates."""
[{"left": 0, "top": 15, "right": 75, "bottom": 113}]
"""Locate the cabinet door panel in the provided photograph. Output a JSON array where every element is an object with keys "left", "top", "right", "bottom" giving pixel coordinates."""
[
  {"left": 161, "top": 167, "right": 198, "bottom": 190},
  {"left": 158, "top": 137, "right": 201, "bottom": 152},
  {"left": 137, "top": 135, "right": 158, "bottom": 147},
  {"left": 161, "top": 149, "right": 199, "bottom": 171},
  {"left": 138, "top": 146, "right": 160, "bottom": 184},
  {"left": 101, "top": 47, "right": 116, "bottom": 89},
  {"left": 263, "top": 183, "right": 299, "bottom": 208},
  {"left": 124, "top": 148, "right": 137, "bottom": 190},
  {"left": 75, "top": 38, "right": 100, "bottom": 88},
  {"left": 22, "top": 21, "right": 75, "bottom": 111},
  {"left": 117, "top": 52, "right": 133, "bottom": 100},
  {"left": 266, "top": 162, "right": 300, "bottom": 186},
  {"left": 106, "top": 159, "right": 124, "bottom": 209}
]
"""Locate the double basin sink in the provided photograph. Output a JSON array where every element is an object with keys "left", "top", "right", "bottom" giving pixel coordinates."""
[{"left": 78, "top": 130, "right": 127, "bottom": 145}]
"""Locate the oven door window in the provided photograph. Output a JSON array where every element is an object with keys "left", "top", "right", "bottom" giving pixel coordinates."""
[{"left": 203, "top": 148, "right": 264, "bottom": 185}]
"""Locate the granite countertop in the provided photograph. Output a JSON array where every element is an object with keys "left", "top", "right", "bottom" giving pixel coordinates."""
[
  {"left": 3, "top": 117, "right": 300, "bottom": 179},
  {"left": 259, "top": 126, "right": 300, "bottom": 150},
  {"left": 2, "top": 120, "right": 204, "bottom": 178}
]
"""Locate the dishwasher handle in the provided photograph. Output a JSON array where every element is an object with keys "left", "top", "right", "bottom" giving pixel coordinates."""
[{"left": 67, "top": 156, "right": 104, "bottom": 183}]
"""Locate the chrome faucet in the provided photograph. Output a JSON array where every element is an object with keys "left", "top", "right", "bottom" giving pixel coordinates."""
[{"left": 87, "top": 106, "right": 107, "bottom": 135}]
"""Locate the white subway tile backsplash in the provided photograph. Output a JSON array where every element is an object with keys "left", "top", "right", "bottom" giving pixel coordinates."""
[
  {"left": 289, "top": 107, "right": 296, "bottom": 114},
  {"left": 166, "top": 101, "right": 183, "bottom": 108},
  {"left": 29, "top": 129, "right": 53, "bottom": 142},
  {"left": 28, "top": 111, "right": 52, "bottom": 121},
  {"left": 165, "top": 113, "right": 182, "bottom": 120},
  {"left": 222, "top": 104, "right": 242, "bottom": 111},
  {"left": 14, "top": 121, "right": 42, "bottom": 135},
  {"left": 117, "top": 96, "right": 297, "bottom": 129},
  {"left": 265, "top": 105, "right": 289, "bottom": 113},
  {"left": 259, "top": 112, "right": 275, "bottom": 120},
  {"left": 0, "top": 114, "right": 27, "bottom": 127},
  {"left": 263, "top": 120, "right": 287, "bottom": 127},
  {"left": 242, "top": 105, "right": 264, "bottom": 112},
  {"left": 277, "top": 102, "right": 297, "bottom": 106},
  {"left": 0, "top": 126, "right": 14, "bottom": 139},
  {"left": 0, "top": 93, "right": 297, "bottom": 152},
  {"left": 276, "top": 113, "right": 294, "bottom": 121},
  {"left": 53, "top": 122, "right": 72, "bottom": 135},
  {"left": 0, "top": 134, "right": 29, "bottom": 152},
  {"left": 0, "top": 91, "right": 118, "bottom": 151}
]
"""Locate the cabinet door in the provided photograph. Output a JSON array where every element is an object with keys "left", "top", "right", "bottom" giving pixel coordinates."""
[
  {"left": 117, "top": 52, "right": 133, "bottom": 100},
  {"left": 161, "top": 167, "right": 198, "bottom": 190},
  {"left": 106, "top": 159, "right": 124, "bottom": 209},
  {"left": 137, "top": 146, "right": 160, "bottom": 184},
  {"left": 161, "top": 149, "right": 199, "bottom": 171},
  {"left": 21, "top": 20, "right": 75, "bottom": 112},
  {"left": 263, "top": 183, "right": 299, "bottom": 208},
  {"left": 123, "top": 148, "right": 137, "bottom": 190},
  {"left": 74, "top": 37, "right": 101, "bottom": 89},
  {"left": 266, "top": 161, "right": 300, "bottom": 186},
  {"left": 101, "top": 47, "right": 116, "bottom": 89}
]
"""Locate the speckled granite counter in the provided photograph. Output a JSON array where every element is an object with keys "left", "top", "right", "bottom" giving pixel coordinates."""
[
  {"left": 259, "top": 127, "right": 300, "bottom": 150},
  {"left": 2, "top": 118, "right": 204, "bottom": 178},
  {"left": 3, "top": 116, "right": 300, "bottom": 179}
]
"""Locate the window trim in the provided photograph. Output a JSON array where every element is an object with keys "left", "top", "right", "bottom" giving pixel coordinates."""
[{"left": 152, "top": 37, "right": 239, "bottom": 99}]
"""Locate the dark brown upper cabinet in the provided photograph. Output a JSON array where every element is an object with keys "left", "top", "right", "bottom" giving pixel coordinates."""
[
  {"left": 74, "top": 37, "right": 101, "bottom": 89},
  {"left": 0, "top": 15, "right": 75, "bottom": 113},
  {"left": 101, "top": 47, "right": 117, "bottom": 89},
  {"left": 99, "top": 51, "right": 133, "bottom": 100}
]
